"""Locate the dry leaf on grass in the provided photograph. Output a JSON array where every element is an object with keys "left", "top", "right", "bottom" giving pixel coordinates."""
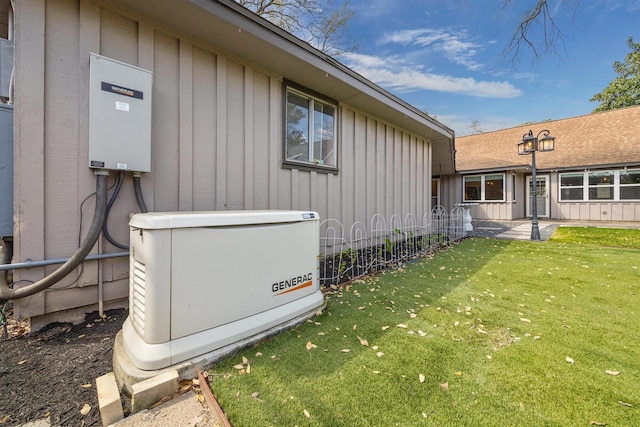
[
  {"left": 605, "top": 370, "right": 620, "bottom": 376},
  {"left": 589, "top": 422, "right": 606, "bottom": 426},
  {"left": 419, "top": 374, "right": 425, "bottom": 383},
  {"left": 376, "top": 352, "right": 384, "bottom": 357},
  {"left": 340, "top": 349, "right": 351, "bottom": 353},
  {"left": 619, "top": 401, "right": 632, "bottom": 407},
  {"left": 233, "top": 364, "right": 245, "bottom": 370},
  {"left": 357, "top": 336, "right": 369, "bottom": 347},
  {"left": 303, "top": 409, "right": 311, "bottom": 418},
  {"left": 520, "top": 318, "right": 531, "bottom": 323},
  {"left": 440, "top": 382, "right": 449, "bottom": 392},
  {"left": 381, "top": 326, "right": 390, "bottom": 331},
  {"left": 566, "top": 357, "right": 575, "bottom": 364},
  {"left": 306, "top": 341, "right": 317, "bottom": 350},
  {"left": 396, "top": 324, "right": 408, "bottom": 329}
]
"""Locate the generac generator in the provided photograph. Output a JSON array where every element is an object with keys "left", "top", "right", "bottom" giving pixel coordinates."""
[{"left": 121, "top": 210, "right": 323, "bottom": 370}]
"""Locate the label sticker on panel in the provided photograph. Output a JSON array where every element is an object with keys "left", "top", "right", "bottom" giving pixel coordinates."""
[{"left": 115, "top": 101, "right": 130, "bottom": 112}]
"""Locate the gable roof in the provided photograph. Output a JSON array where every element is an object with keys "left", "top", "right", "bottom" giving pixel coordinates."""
[
  {"left": 106, "top": 0, "right": 456, "bottom": 174},
  {"left": 455, "top": 105, "right": 640, "bottom": 173}
]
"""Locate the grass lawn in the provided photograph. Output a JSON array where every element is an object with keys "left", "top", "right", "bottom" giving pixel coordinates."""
[
  {"left": 549, "top": 226, "right": 640, "bottom": 249},
  {"left": 207, "top": 234, "right": 640, "bottom": 426}
]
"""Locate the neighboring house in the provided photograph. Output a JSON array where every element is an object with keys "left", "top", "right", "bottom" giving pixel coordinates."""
[
  {"left": 439, "top": 105, "right": 640, "bottom": 222},
  {"left": 3, "top": 0, "right": 454, "bottom": 326}
]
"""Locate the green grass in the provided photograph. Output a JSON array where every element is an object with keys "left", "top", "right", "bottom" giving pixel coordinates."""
[
  {"left": 549, "top": 226, "right": 640, "bottom": 249},
  {"left": 207, "top": 236, "right": 640, "bottom": 426}
]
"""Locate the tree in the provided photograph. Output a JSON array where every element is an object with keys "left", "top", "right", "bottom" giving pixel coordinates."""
[
  {"left": 500, "top": 0, "right": 577, "bottom": 64},
  {"left": 235, "top": 0, "right": 357, "bottom": 56},
  {"left": 590, "top": 37, "right": 640, "bottom": 112}
]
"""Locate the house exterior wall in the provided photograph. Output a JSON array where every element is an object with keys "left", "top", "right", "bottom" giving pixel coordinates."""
[
  {"left": 12, "top": 0, "right": 433, "bottom": 320},
  {"left": 440, "top": 172, "right": 525, "bottom": 220}
]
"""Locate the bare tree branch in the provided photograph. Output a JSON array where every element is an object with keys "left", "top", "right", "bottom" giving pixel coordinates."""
[
  {"left": 236, "top": 0, "right": 357, "bottom": 56},
  {"left": 500, "top": 0, "right": 580, "bottom": 66}
]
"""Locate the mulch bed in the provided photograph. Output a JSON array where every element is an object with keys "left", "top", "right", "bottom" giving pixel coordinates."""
[{"left": 0, "top": 308, "right": 127, "bottom": 426}]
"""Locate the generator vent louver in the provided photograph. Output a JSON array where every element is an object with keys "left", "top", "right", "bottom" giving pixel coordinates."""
[{"left": 130, "top": 259, "right": 146, "bottom": 334}]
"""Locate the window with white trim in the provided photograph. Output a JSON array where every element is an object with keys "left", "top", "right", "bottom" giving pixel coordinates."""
[
  {"left": 463, "top": 174, "right": 505, "bottom": 202},
  {"left": 559, "top": 169, "right": 640, "bottom": 201},
  {"left": 284, "top": 83, "right": 337, "bottom": 171}
]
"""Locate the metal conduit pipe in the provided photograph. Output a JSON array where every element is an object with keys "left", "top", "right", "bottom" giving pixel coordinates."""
[
  {"left": 0, "top": 250, "right": 129, "bottom": 272},
  {"left": 0, "top": 172, "right": 110, "bottom": 302}
]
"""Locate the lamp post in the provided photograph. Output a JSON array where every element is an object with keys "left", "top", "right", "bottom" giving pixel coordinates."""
[{"left": 517, "top": 129, "right": 555, "bottom": 241}]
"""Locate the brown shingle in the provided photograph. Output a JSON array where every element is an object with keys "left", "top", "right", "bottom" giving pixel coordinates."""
[{"left": 455, "top": 105, "right": 640, "bottom": 172}]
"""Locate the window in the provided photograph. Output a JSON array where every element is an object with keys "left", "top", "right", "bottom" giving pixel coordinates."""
[
  {"left": 559, "top": 169, "right": 640, "bottom": 201},
  {"left": 588, "top": 171, "right": 614, "bottom": 200},
  {"left": 620, "top": 170, "right": 640, "bottom": 200},
  {"left": 284, "top": 83, "right": 337, "bottom": 170},
  {"left": 463, "top": 174, "right": 505, "bottom": 202},
  {"left": 485, "top": 174, "right": 504, "bottom": 201},
  {"left": 560, "top": 173, "right": 584, "bottom": 201}
]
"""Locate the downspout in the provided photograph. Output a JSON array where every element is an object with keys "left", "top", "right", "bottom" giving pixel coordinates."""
[{"left": 0, "top": 171, "right": 109, "bottom": 302}]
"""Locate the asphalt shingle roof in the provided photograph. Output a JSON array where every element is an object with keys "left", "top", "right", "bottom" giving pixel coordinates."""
[{"left": 455, "top": 105, "right": 640, "bottom": 173}]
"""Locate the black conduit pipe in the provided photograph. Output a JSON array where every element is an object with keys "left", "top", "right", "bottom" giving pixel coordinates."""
[
  {"left": 133, "top": 173, "right": 148, "bottom": 213},
  {"left": 0, "top": 172, "right": 109, "bottom": 302},
  {"left": 102, "top": 171, "right": 128, "bottom": 250}
]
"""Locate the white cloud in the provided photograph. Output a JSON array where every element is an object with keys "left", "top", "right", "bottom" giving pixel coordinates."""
[
  {"left": 379, "top": 28, "right": 483, "bottom": 71},
  {"left": 342, "top": 52, "right": 522, "bottom": 98}
]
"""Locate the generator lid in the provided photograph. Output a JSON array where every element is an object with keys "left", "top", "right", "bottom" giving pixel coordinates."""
[{"left": 129, "top": 210, "right": 319, "bottom": 230}]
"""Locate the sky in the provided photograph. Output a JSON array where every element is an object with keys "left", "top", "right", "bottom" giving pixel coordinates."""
[{"left": 330, "top": 0, "right": 640, "bottom": 136}]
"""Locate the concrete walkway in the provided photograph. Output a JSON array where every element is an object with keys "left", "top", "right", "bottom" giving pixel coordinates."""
[{"left": 471, "top": 219, "right": 640, "bottom": 241}]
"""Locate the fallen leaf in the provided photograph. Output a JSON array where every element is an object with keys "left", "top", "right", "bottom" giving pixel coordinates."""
[
  {"left": 77, "top": 334, "right": 85, "bottom": 339},
  {"left": 81, "top": 384, "right": 92, "bottom": 389},
  {"left": 396, "top": 324, "right": 408, "bottom": 329},
  {"left": 566, "top": 357, "right": 575, "bottom": 364},
  {"left": 357, "top": 336, "right": 369, "bottom": 347},
  {"left": 440, "top": 382, "right": 449, "bottom": 392},
  {"left": 246, "top": 364, "right": 251, "bottom": 374},
  {"left": 619, "top": 401, "right": 632, "bottom": 407},
  {"left": 304, "top": 409, "right": 311, "bottom": 418},
  {"left": 340, "top": 349, "right": 351, "bottom": 353},
  {"left": 589, "top": 422, "right": 606, "bottom": 426},
  {"left": 17, "top": 360, "right": 27, "bottom": 365},
  {"left": 376, "top": 352, "right": 384, "bottom": 357},
  {"left": 454, "top": 371, "right": 463, "bottom": 376},
  {"left": 80, "top": 404, "right": 91, "bottom": 415},
  {"left": 419, "top": 373, "right": 425, "bottom": 383},
  {"left": 242, "top": 356, "right": 249, "bottom": 364},
  {"left": 306, "top": 341, "right": 317, "bottom": 350},
  {"left": 255, "top": 352, "right": 263, "bottom": 357},
  {"left": 197, "top": 394, "right": 205, "bottom": 403},
  {"left": 605, "top": 370, "right": 620, "bottom": 376},
  {"left": 372, "top": 370, "right": 380, "bottom": 374},
  {"left": 410, "top": 313, "right": 417, "bottom": 318},
  {"left": 520, "top": 318, "right": 531, "bottom": 323},
  {"left": 381, "top": 326, "right": 390, "bottom": 331},
  {"left": 233, "top": 364, "right": 245, "bottom": 370}
]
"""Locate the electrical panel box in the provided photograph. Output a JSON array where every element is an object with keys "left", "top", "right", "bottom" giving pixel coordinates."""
[
  {"left": 122, "top": 210, "right": 324, "bottom": 370},
  {"left": 89, "top": 53, "right": 152, "bottom": 172},
  {"left": 0, "top": 103, "right": 13, "bottom": 237}
]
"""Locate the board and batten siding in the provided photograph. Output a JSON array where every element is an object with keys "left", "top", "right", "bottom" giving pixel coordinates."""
[{"left": 13, "top": 0, "right": 433, "bottom": 320}]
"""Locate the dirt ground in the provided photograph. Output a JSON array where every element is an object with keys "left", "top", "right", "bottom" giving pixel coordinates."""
[{"left": 0, "top": 307, "right": 127, "bottom": 426}]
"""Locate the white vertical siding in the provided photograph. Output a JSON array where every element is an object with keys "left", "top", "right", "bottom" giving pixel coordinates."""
[{"left": 13, "top": 1, "right": 435, "bottom": 319}]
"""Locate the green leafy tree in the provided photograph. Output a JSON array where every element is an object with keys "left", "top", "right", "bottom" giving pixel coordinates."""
[
  {"left": 235, "top": 0, "right": 357, "bottom": 56},
  {"left": 590, "top": 37, "right": 640, "bottom": 112}
]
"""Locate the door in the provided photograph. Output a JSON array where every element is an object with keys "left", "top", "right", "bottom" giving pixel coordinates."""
[
  {"left": 526, "top": 175, "right": 549, "bottom": 217},
  {"left": 431, "top": 179, "right": 440, "bottom": 208}
]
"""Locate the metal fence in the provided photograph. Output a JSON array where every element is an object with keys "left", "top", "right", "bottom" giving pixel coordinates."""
[{"left": 319, "top": 206, "right": 465, "bottom": 286}]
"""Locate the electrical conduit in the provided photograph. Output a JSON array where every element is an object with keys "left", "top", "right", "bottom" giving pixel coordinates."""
[{"left": 0, "top": 171, "right": 109, "bottom": 302}]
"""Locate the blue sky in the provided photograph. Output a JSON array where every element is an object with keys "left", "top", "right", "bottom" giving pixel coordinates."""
[{"left": 332, "top": 0, "right": 640, "bottom": 136}]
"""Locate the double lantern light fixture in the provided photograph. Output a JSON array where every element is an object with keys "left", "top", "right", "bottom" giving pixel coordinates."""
[{"left": 517, "top": 129, "right": 556, "bottom": 241}]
